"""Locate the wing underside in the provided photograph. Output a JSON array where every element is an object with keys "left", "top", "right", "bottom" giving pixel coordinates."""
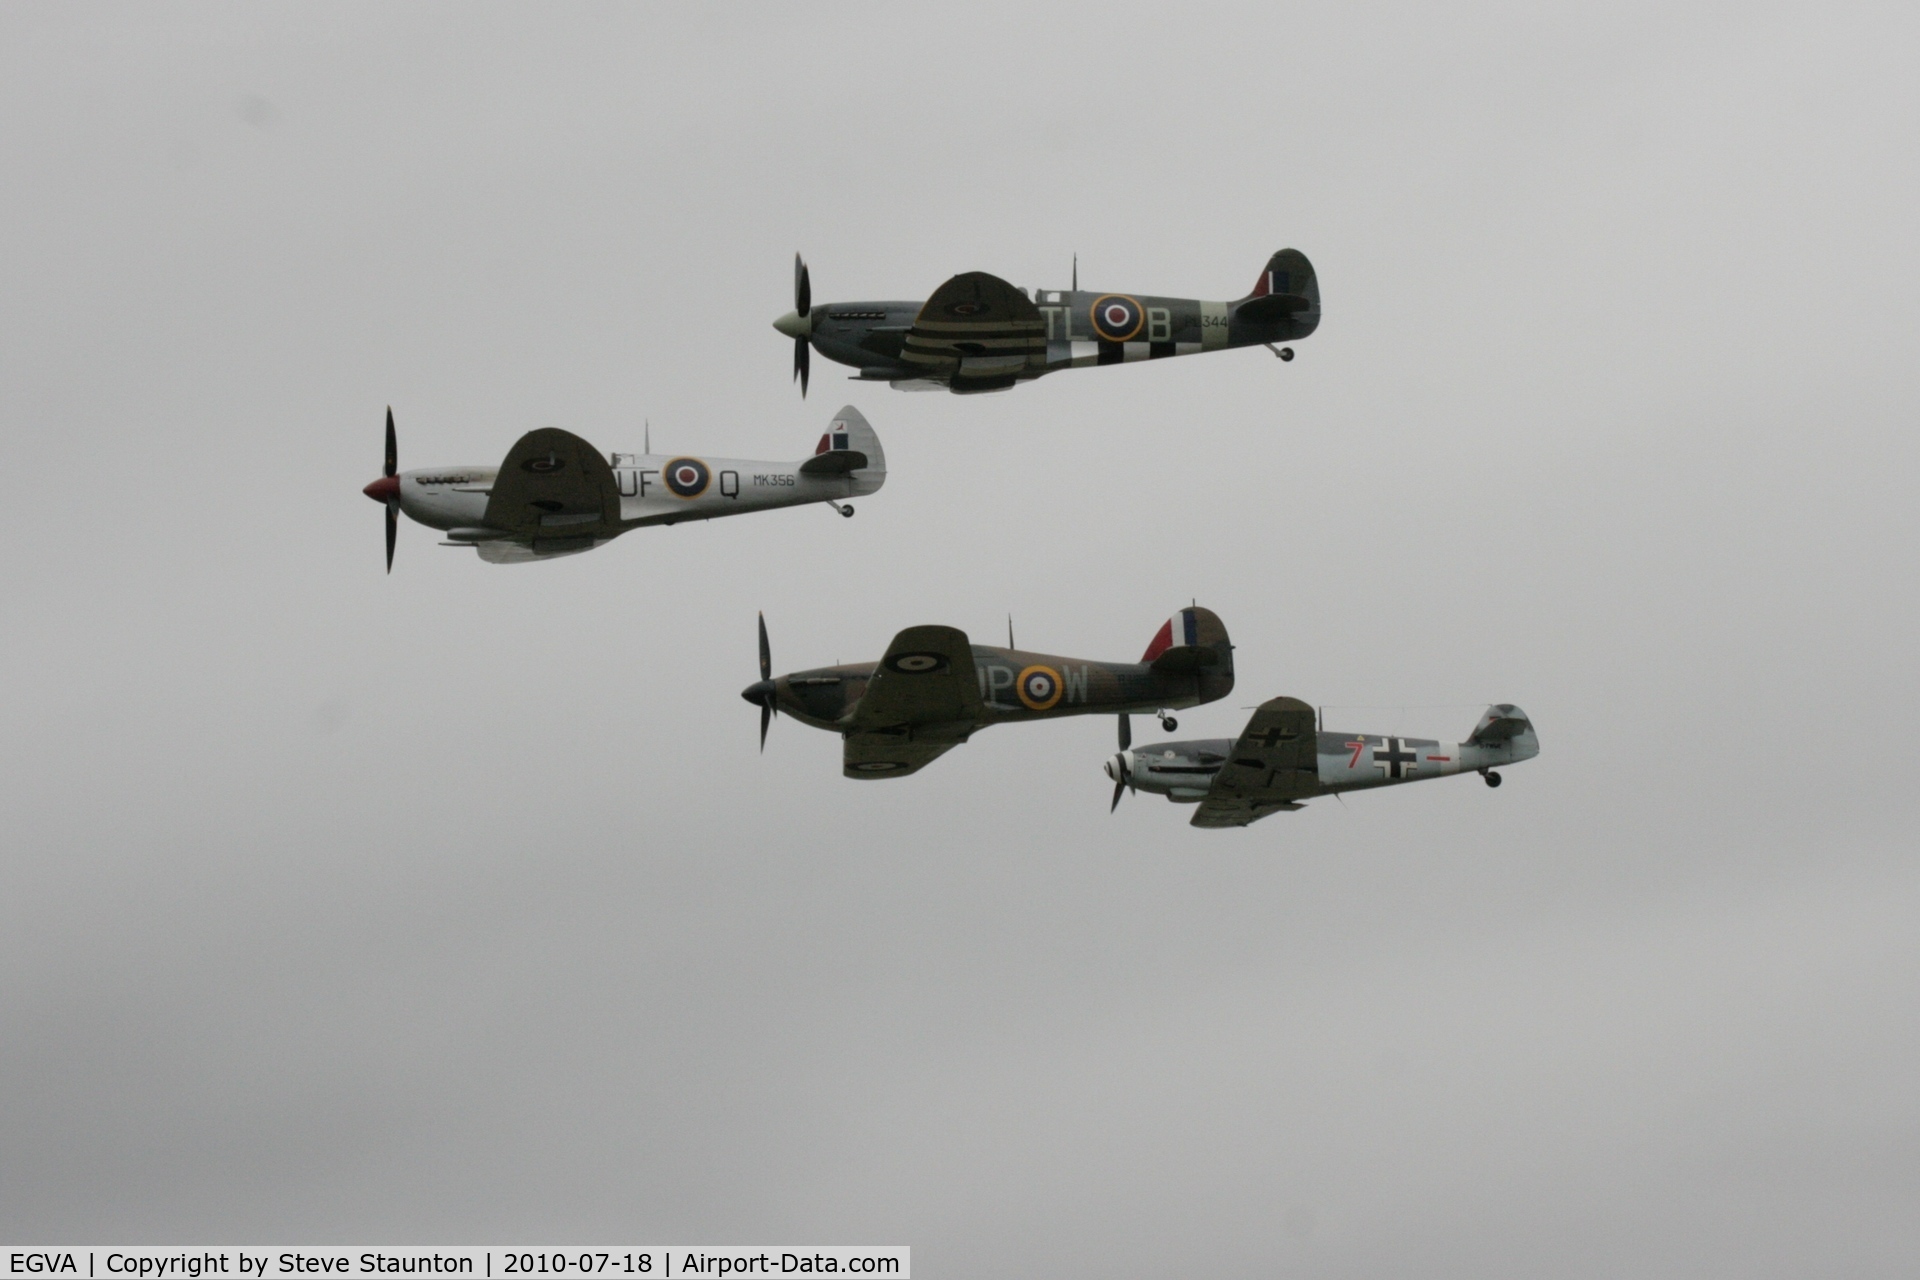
[
  {"left": 482, "top": 428, "right": 622, "bottom": 537},
  {"left": 1191, "top": 696, "right": 1320, "bottom": 828},
  {"left": 901, "top": 273, "right": 1047, "bottom": 387},
  {"left": 841, "top": 624, "right": 982, "bottom": 779}
]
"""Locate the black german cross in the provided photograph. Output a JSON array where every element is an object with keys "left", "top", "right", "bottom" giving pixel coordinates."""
[{"left": 1372, "top": 736, "right": 1418, "bottom": 779}]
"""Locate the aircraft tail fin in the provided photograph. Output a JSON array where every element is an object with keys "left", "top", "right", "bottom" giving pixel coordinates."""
[
  {"left": 1233, "top": 249, "right": 1320, "bottom": 329},
  {"left": 799, "top": 405, "right": 886, "bottom": 494},
  {"left": 1467, "top": 704, "right": 1536, "bottom": 746},
  {"left": 1142, "top": 606, "right": 1234, "bottom": 676}
]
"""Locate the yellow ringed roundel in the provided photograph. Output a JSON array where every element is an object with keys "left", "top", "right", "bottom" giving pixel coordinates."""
[
  {"left": 663, "top": 457, "right": 711, "bottom": 498},
  {"left": 1016, "top": 664, "right": 1064, "bottom": 711},
  {"left": 1088, "top": 294, "right": 1145, "bottom": 343}
]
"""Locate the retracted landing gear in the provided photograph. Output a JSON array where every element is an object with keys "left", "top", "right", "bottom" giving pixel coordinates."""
[{"left": 1481, "top": 769, "right": 1502, "bottom": 788}]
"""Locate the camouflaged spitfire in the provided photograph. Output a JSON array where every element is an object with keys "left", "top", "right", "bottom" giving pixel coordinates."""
[
  {"left": 775, "top": 250, "right": 1321, "bottom": 395},
  {"left": 1106, "top": 699, "right": 1540, "bottom": 828},
  {"left": 362, "top": 405, "right": 884, "bottom": 569},
  {"left": 743, "top": 607, "right": 1235, "bottom": 778}
]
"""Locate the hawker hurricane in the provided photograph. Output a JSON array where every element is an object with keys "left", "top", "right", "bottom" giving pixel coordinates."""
[{"left": 743, "top": 607, "right": 1234, "bottom": 777}]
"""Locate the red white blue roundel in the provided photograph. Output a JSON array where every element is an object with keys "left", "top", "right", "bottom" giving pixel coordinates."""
[
  {"left": 1016, "top": 664, "right": 1064, "bottom": 711},
  {"left": 1089, "top": 294, "right": 1145, "bottom": 343},
  {"left": 663, "top": 457, "right": 710, "bottom": 498}
]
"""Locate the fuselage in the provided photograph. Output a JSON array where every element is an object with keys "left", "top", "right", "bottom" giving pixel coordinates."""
[
  {"left": 1119, "top": 729, "right": 1542, "bottom": 803},
  {"left": 390, "top": 451, "right": 875, "bottom": 537},
  {"left": 770, "top": 644, "right": 1234, "bottom": 733},
  {"left": 805, "top": 287, "right": 1319, "bottom": 387}
]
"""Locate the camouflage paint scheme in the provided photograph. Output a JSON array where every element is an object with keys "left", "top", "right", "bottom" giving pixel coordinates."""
[
  {"left": 775, "top": 251, "right": 1320, "bottom": 395},
  {"left": 1108, "top": 698, "right": 1541, "bottom": 828},
  {"left": 745, "top": 608, "right": 1235, "bottom": 778},
  {"left": 363, "top": 406, "right": 884, "bottom": 565}
]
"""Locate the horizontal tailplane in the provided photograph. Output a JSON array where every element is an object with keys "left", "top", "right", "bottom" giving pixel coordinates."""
[
  {"left": 1467, "top": 704, "right": 1534, "bottom": 746},
  {"left": 799, "top": 405, "right": 886, "bottom": 494}
]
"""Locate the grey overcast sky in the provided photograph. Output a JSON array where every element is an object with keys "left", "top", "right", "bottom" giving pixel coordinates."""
[{"left": 3, "top": 2, "right": 1918, "bottom": 1273}]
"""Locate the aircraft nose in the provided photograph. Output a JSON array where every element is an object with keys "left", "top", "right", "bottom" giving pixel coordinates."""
[
  {"left": 772, "top": 309, "right": 811, "bottom": 340},
  {"left": 741, "top": 679, "right": 775, "bottom": 706},
  {"left": 363, "top": 475, "right": 401, "bottom": 503}
]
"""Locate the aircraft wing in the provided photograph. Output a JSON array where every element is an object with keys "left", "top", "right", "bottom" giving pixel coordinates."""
[
  {"left": 1190, "top": 696, "right": 1320, "bottom": 829},
  {"left": 841, "top": 625, "right": 982, "bottom": 778},
  {"left": 902, "top": 272, "right": 1047, "bottom": 384},
  {"left": 482, "top": 428, "right": 622, "bottom": 536}
]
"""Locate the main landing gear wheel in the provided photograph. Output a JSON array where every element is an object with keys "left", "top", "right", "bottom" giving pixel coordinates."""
[
  {"left": 1160, "top": 715, "right": 1178, "bottom": 732},
  {"left": 1483, "top": 770, "right": 1503, "bottom": 788}
]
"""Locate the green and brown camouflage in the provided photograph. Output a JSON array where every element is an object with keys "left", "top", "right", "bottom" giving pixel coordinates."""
[
  {"left": 774, "top": 251, "right": 1320, "bottom": 395},
  {"left": 743, "top": 607, "right": 1234, "bottom": 778}
]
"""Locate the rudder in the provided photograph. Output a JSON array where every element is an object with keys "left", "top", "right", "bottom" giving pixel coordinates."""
[
  {"left": 1234, "top": 249, "right": 1321, "bottom": 334},
  {"left": 1141, "top": 605, "right": 1235, "bottom": 705},
  {"left": 1244, "top": 249, "right": 1318, "bottom": 306},
  {"left": 804, "top": 405, "right": 886, "bottom": 495}
]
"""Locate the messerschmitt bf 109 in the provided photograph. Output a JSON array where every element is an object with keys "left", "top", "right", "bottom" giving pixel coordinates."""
[
  {"left": 743, "top": 607, "right": 1234, "bottom": 777},
  {"left": 1104, "top": 697, "right": 1540, "bottom": 828},
  {"left": 360, "top": 405, "right": 885, "bottom": 569},
  {"left": 774, "top": 250, "right": 1320, "bottom": 395}
]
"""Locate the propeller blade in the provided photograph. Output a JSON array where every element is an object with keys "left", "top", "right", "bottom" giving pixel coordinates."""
[
  {"left": 751, "top": 612, "right": 777, "bottom": 748},
  {"left": 1117, "top": 714, "right": 1131, "bottom": 751},
  {"left": 794, "top": 336, "right": 810, "bottom": 397},
  {"left": 384, "top": 406, "right": 397, "bottom": 477},
  {"left": 794, "top": 253, "right": 810, "bottom": 316},
  {"left": 384, "top": 497, "right": 398, "bottom": 573},
  {"left": 1110, "top": 779, "right": 1126, "bottom": 813}
]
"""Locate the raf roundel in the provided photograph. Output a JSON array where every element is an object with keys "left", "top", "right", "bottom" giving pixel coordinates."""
[
  {"left": 1088, "top": 294, "right": 1145, "bottom": 343},
  {"left": 885, "top": 651, "right": 950, "bottom": 676},
  {"left": 663, "top": 457, "right": 711, "bottom": 498},
  {"left": 1016, "top": 664, "right": 1064, "bottom": 711}
]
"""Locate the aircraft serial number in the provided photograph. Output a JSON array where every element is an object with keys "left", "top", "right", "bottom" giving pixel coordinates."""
[{"left": 753, "top": 474, "right": 795, "bottom": 486}]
